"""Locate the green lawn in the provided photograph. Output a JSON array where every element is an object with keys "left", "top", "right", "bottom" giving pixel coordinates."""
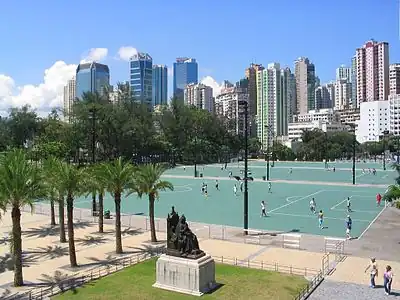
[{"left": 53, "top": 258, "right": 308, "bottom": 300}]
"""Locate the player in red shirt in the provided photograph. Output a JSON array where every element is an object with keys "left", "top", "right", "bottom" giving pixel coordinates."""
[{"left": 376, "top": 193, "right": 382, "bottom": 206}]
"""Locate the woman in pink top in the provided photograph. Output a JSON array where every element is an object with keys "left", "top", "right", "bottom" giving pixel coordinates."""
[{"left": 384, "top": 265, "right": 393, "bottom": 295}]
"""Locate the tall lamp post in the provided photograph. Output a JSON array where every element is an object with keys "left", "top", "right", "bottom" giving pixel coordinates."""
[
  {"left": 265, "top": 125, "right": 270, "bottom": 181},
  {"left": 239, "top": 100, "right": 249, "bottom": 235},
  {"left": 345, "top": 123, "right": 356, "bottom": 185},
  {"left": 89, "top": 107, "right": 97, "bottom": 214},
  {"left": 382, "top": 130, "right": 389, "bottom": 170},
  {"left": 194, "top": 131, "right": 198, "bottom": 177}
]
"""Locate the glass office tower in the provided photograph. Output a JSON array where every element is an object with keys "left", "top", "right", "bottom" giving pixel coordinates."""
[
  {"left": 75, "top": 62, "right": 110, "bottom": 99},
  {"left": 130, "top": 52, "right": 153, "bottom": 107},
  {"left": 173, "top": 58, "right": 198, "bottom": 100},
  {"left": 152, "top": 65, "right": 168, "bottom": 106}
]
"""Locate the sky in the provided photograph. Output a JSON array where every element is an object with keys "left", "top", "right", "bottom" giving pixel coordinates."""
[{"left": 0, "top": 0, "right": 399, "bottom": 114}]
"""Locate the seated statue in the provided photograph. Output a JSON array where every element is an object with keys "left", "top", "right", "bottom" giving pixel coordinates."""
[{"left": 166, "top": 208, "right": 204, "bottom": 259}]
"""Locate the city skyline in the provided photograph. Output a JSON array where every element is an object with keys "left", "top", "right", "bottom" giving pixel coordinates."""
[{"left": 0, "top": 0, "right": 398, "bottom": 112}]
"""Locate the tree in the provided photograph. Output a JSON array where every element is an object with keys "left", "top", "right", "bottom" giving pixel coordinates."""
[
  {"left": 95, "top": 157, "right": 135, "bottom": 253},
  {"left": 133, "top": 164, "right": 174, "bottom": 242},
  {"left": 0, "top": 149, "right": 47, "bottom": 286},
  {"left": 50, "top": 160, "right": 87, "bottom": 267},
  {"left": 7, "top": 105, "right": 40, "bottom": 148}
]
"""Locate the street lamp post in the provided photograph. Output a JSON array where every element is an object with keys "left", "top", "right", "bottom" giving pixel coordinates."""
[
  {"left": 89, "top": 107, "right": 97, "bottom": 214},
  {"left": 345, "top": 123, "right": 356, "bottom": 185},
  {"left": 382, "top": 130, "right": 389, "bottom": 170},
  {"left": 239, "top": 100, "right": 249, "bottom": 235},
  {"left": 194, "top": 133, "right": 198, "bottom": 177},
  {"left": 265, "top": 125, "right": 270, "bottom": 181}
]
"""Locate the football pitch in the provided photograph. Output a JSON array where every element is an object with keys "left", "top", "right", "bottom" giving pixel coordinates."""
[{"left": 73, "top": 161, "right": 390, "bottom": 239}]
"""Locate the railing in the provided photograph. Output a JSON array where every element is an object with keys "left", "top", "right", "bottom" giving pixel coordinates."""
[
  {"left": 6, "top": 252, "right": 320, "bottom": 299},
  {"left": 294, "top": 271, "right": 324, "bottom": 300}
]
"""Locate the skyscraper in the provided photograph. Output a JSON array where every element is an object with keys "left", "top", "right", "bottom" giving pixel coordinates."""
[
  {"left": 334, "top": 79, "right": 352, "bottom": 110},
  {"left": 130, "top": 52, "right": 153, "bottom": 107},
  {"left": 389, "top": 63, "right": 400, "bottom": 95},
  {"left": 63, "top": 77, "right": 76, "bottom": 123},
  {"left": 257, "top": 63, "right": 293, "bottom": 149},
  {"left": 356, "top": 40, "right": 389, "bottom": 105},
  {"left": 152, "top": 65, "right": 168, "bottom": 106},
  {"left": 75, "top": 62, "right": 110, "bottom": 99},
  {"left": 351, "top": 56, "right": 357, "bottom": 107},
  {"left": 336, "top": 65, "right": 352, "bottom": 81},
  {"left": 315, "top": 85, "right": 332, "bottom": 110},
  {"left": 173, "top": 58, "right": 198, "bottom": 100},
  {"left": 294, "top": 57, "right": 316, "bottom": 114},
  {"left": 184, "top": 83, "right": 214, "bottom": 113},
  {"left": 245, "top": 63, "right": 264, "bottom": 136}
]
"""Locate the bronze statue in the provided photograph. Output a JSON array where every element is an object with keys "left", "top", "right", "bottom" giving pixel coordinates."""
[{"left": 166, "top": 206, "right": 205, "bottom": 259}]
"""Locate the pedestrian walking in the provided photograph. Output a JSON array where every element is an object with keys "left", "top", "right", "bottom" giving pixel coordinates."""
[
  {"left": 384, "top": 265, "right": 393, "bottom": 295},
  {"left": 364, "top": 257, "right": 378, "bottom": 288},
  {"left": 376, "top": 193, "right": 382, "bottom": 206},
  {"left": 261, "top": 201, "right": 267, "bottom": 217}
]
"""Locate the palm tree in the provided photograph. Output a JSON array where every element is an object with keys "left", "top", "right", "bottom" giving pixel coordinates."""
[
  {"left": 43, "top": 158, "right": 66, "bottom": 243},
  {"left": 133, "top": 164, "right": 173, "bottom": 242},
  {"left": 86, "top": 165, "right": 105, "bottom": 233},
  {"left": 50, "top": 161, "right": 87, "bottom": 267},
  {"left": 95, "top": 158, "right": 135, "bottom": 253},
  {"left": 0, "top": 149, "right": 47, "bottom": 286}
]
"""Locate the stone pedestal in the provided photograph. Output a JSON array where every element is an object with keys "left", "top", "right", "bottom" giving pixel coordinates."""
[{"left": 153, "top": 254, "right": 216, "bottom": 296}]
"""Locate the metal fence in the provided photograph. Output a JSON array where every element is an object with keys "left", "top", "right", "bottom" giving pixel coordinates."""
[{"left": 294, "top": 271, "right": 324, "bottom": 300}]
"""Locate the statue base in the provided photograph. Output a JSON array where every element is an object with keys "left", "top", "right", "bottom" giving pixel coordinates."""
[
  {"left": 153, "top": 254, "right": 216, "bottom": 296},
  {"left": 166, "top": 248, "right": 206, "bottom": 260}
]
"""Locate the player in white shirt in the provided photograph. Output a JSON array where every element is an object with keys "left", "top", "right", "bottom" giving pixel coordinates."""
[
  {"left": 309, "top": 198, "right": 316, "bottom": 214},
  {"left": 268, "top": 182, "right": 272, "bottom": 193},
  {"left": 233, "top": 184, "right": 237, "bottom": 196},
  {"left": 346, "top": 197, "right": 351, "bottom": 213},
  {"left": 261, "top": 201, "right": 267, "bottom": 217}
]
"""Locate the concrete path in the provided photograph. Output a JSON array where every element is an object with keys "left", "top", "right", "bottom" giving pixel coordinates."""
[{"left": 309, "top": 279, "right": 400, "bottom": 299}]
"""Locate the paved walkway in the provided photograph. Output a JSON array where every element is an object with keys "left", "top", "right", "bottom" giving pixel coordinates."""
[{"left": 309, "top": 279, "right": 400, "bottom": 299}]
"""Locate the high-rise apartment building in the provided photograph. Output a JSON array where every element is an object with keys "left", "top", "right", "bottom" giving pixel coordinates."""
[
  {"left": 355, "top": 40, "right": 389, "bottom": 106},
  {"left": 336, "top": 65, "right": 352, "bottom": 81},
  {"left": 351, "top": 56, "right": 357, "bottom": 107},
  {"left": 173, "top": 58, "right": 198, "bottom": 100},
  {"left": 257, "top": 63, "right": 293, "bottom": 149},
  {"left": 184, "top": 83, "right": 214, "bottom": 113},
  {"left": 334, "top": 79, "right": 352, "bottom": 110},
  {"left": 130, "top": 52, "right": 153, "bottom": 107},
  {"left": 215, "top": 87, "right": 249, "bottom": 135},
  {"left": 389, "top": 63, "right": 400, "bottom": 95},
  {"left": 315, "top": 85, "right": 332, "bottom": 110},
  {"left": 152, "top": 65, "right": 168, "bottom": 106},
  {"left": 294, "top": 57, "right": 316, "bottom": 114},
  {"left": 63, "top": 77, "right": 76, "bottom": 123},
  {"left": 75, "top": 62, "right": 110, "bottom": 99},
  {"left": 245, "top": 63, "right": 264, "bottom": 137}
]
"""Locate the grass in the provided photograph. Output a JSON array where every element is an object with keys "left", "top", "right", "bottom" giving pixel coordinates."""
[{"left": 53, "top": 258, "right": 308, "bottom": 300}]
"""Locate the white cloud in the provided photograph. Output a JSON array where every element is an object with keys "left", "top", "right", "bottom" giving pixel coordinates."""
[
  {"left": 0, "top": 47, "right": 109, "bottom": 113},
  {"left": 117, "top": 46, "right": 138, "bottom": 61},
  {"left": 80, "top": 48, "right": 108, "bottom": 63},
  {"left": 200, "top": 76, "right": 223, "bottom": 97}
]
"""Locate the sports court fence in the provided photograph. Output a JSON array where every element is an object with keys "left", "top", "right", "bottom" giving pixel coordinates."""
[
  {"left": 23, "top": 203, "right": 304, "bottom": 249},
  {"left": 4, "top": 248, "right": 321, "bottom": 300}
]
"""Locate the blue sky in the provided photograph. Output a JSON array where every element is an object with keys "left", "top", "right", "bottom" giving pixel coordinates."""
[{"left": 0, "top": 0, "right": 399, "bottom": 110}]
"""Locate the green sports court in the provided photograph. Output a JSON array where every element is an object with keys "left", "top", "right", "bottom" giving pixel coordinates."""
[{"left": 73, "top": 161, "right": 392, "bottom": 239}]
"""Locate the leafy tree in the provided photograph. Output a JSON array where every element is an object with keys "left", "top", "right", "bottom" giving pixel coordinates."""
[
  {"left": 7, "top": 105, "right": 40, "bottom": 148},
  {"left": 133, "top": 164, "right": 174, "bottom": 242},
  {"left": 94, "top": 157, "right": 136, "bottom": 253},
  {"left": 49, "top": 160, "right": 88, "bottom": 267},
  {"left": 0, "top": 149, "right": 47, "bottom": 286}
]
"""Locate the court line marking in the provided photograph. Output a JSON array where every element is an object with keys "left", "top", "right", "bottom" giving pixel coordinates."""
[
  {"left": 268, "top": 190, "right": 325, "bottom": 214},
  {"left": 358, "top": 205, "right": 387, "bottom": 239},
  {"left": 382, "top": 174, "right": 389, "bottom": 179},
  {"left": 333, "top": 209, "right": 378, "bottom": 214},
  {"left": 269, "top": 212, "right": 371, "bottom": 222},
  {"left": 286, "top": 196, "right": 301, "bottom": 203},
  {"left": 330, "top": 198, "right": 348, "bottom": 210}
]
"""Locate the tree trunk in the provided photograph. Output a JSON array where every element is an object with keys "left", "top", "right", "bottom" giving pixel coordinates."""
[
  {"left": 115, "top": 192, "right": 123, "bottom": 254},
  {"left": 149, "top": 194, "right": 157, "bottom": 242},
  {"left": 50, "top": 199, "right": 56, "bottom": 226},
  {"left": 58, "top": 197, "right": 66, "bottom": 243},
  {"left": 11, "top": 206, "right": 23, "bottom": 286},
  {"left": 98, "top": 192, "right": 104, "bottom": 233},
  {"left": 66, "top": 194, "right": 78, "bottom": 267},
  {"left": 92, "top": 192, "right": 97, "bottom": 214}
]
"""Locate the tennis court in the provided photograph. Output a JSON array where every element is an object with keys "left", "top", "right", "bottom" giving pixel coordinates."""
[
  {"left": 163, "top": 161, "right": 396, "bottom": 185},
  {"left": 73, "top": 172, "right": 387, "bottom": 239}
]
